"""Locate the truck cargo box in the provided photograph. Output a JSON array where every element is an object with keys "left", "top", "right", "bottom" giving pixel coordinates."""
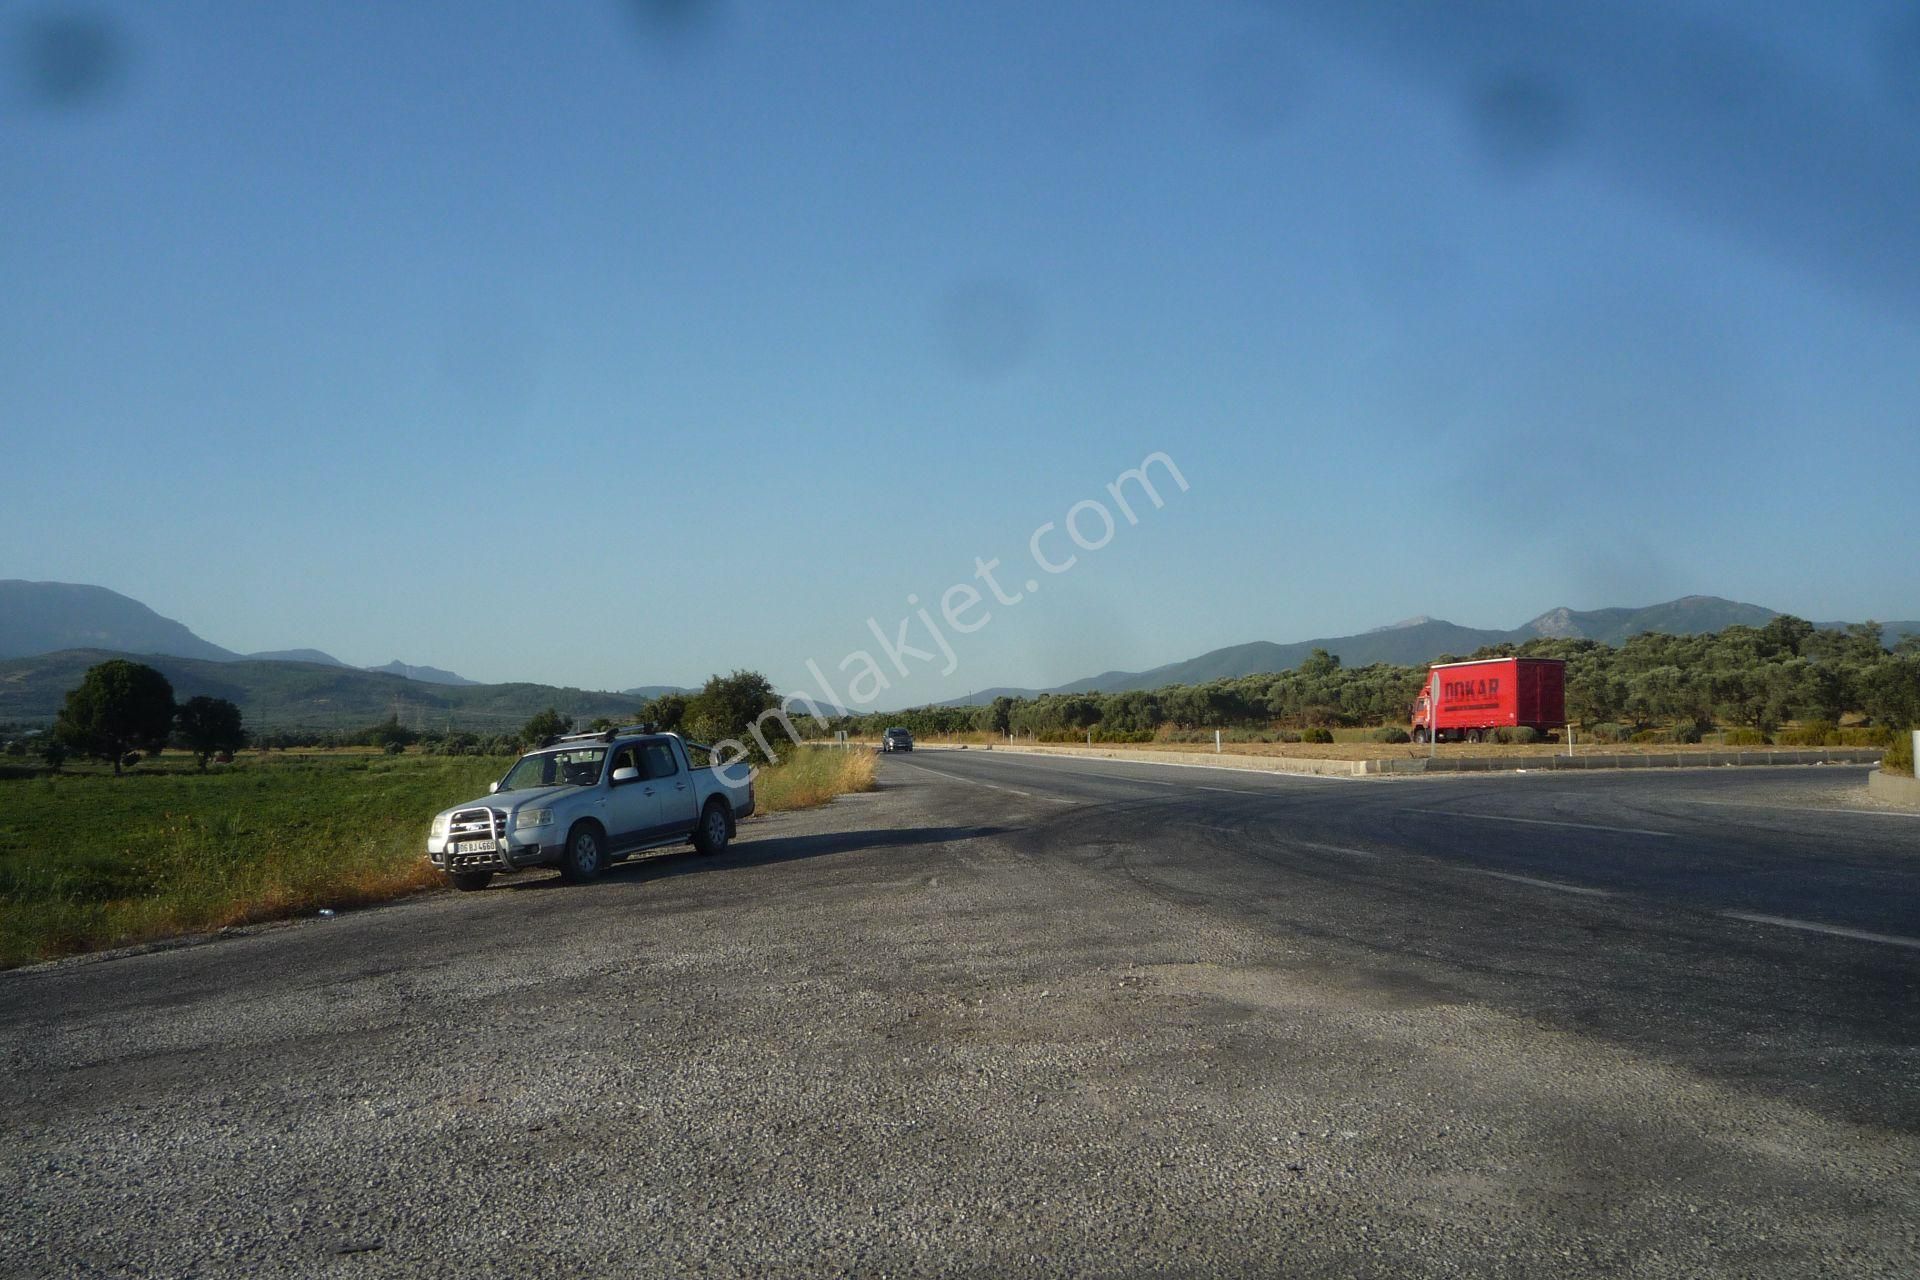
[{"left": 1412, "top": 656, "right": 1565, "bottom": 742}]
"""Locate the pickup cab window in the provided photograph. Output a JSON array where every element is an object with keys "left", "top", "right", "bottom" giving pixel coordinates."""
[{"left": 642, "top": 742, "right": 680, "bottom": 779}]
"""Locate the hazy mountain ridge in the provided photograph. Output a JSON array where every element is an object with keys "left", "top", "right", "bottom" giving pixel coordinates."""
[
  {"left": 365, "top": 660, "right": 478, "bottom": 687},
  {"left": 0, "top": 580, "right": 239, "bottom": 664},
  {"left": 1, "top": 581, "right": 481, "bottom": 687},
  {"left": 246, "top": 648, "right": 347, "bottom": 666}
]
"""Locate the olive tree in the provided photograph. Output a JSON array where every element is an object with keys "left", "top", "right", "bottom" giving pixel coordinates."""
[{"left": 174, "top": 695, "right": 247, "bottom": 769}]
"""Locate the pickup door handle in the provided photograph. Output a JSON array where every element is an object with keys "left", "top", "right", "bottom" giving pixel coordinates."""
[
  {"left": 675, "top": 782, "right": 687, "bottom": 790},
  {"left": 643, "top": 787, "right": 655, "bottom": 796}
]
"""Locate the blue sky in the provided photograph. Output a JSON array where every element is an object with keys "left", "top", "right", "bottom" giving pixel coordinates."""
[{"left": 5, "top": 1, "right": 1917, "bottom": 706}]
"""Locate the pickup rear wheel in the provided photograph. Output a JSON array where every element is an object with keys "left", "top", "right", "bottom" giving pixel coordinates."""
[
  {"left": 448, "top": 870, "right": 493, "bottom": 892},
  {"left": 693, "top": 801, "right": 731, "bottom": 856},
  {"left": 560, "top": 822, "right": 606, "bottom": 883}
]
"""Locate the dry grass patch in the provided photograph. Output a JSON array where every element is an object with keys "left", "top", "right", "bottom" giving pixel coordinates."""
[{"left": 754, "top": 746, "right": 876, "bottom": 812}]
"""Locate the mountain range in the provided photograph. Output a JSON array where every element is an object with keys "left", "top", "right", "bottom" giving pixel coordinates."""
[
  {"left": 935, "top": 596, "right": 1920, "bottom": 705},
  {"left": 2, "top": 581, "right": 1913, "bottom": 722},
  {"left": 0, "top": 581, "right": 485, "bottom": 684}
]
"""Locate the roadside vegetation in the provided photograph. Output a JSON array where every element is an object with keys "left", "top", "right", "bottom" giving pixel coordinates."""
[
  {"left": 820, "top": 618, "right": 1920, "bottom": 754},
  {"left": 754, "top": 746, "right": 876, "bottom": 810},
  {"left": 0, "top": 665, "right": 880, "bottom": 969}
]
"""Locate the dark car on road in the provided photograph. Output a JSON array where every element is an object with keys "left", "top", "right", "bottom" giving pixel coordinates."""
[{"left": 881, "top": 727, "right": 914, "bottom": 752}]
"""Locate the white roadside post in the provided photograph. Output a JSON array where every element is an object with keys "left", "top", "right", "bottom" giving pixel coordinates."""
[
  {"left": 1215, "top": 729, "right": 1222, "bottom": 754},
  {"left": 1429, "top": 670, "right": 1439, "bottom": 759},
  {"left": 1913, "top": 729, "right": 1919, "bottom": 770}
]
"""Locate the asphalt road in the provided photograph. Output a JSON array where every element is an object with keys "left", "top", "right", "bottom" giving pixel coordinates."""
[{"left": 4, "top": 753, "right": 1916, "bottom": 1277}]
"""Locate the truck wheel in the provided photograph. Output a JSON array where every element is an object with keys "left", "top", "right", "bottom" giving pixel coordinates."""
[
  {"left": 448, "top": 870, "right": 493, "bottom": 892},
  {"left": 560, "top": 823, "right": 605, "bottom": 883},
  {"left": 1412, "top": 727, "right": 1428, "bottom": 744},
  {"left": 693, "top": 801, "right": 731, "bottom": 856}
]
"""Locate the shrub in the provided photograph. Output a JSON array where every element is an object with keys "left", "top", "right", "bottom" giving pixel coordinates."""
[
  {"left": 1836, "top": 727, "right": 1883, "bottom": 747},
  {"left": 1493, "top": 726, "right": 1540, "bottom": 744},
  {"left": 1370, "top": 726, "right": 1411, "bottom": 744},
  {"left": 1630, "top": 729, "right": 1663, "bottom": 744},
  {"left": 1721, "top": 727, "right": 1768, "bottom": 746},
  {"left": 1884, "top": 731, "right": 1914, "bottom": 777},
  {"left": 1776, "top": 721, "right": 1840, "bottom": 747},
  {"left": 1586, "top": 722, "right": 1630, "bottom": 744},
  {"left": 1300, "top": 727, "right": 1333, "bottom": 744},
  {"left": 1666, "top": 721, "right": 1704, "bottom": 744}
]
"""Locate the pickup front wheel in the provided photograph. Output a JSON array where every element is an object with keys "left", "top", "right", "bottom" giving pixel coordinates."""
[
  {"left": 560, "top": 822, "right": 606, "bottom": 883},
  {"left": 693, "top": 801, "right": 731, "bottom": 856},
  {"left": 448, "top": 870, "right": 493, "bottom": 892}
]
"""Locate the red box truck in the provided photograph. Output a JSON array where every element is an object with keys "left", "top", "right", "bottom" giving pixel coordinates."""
[{"left": 1411, "top": 657, "right": 1565, "bottom": 744}]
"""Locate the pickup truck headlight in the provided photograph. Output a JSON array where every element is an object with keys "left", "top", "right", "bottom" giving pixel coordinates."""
[
  {"left": 514, "top": 808, "right": 554, "bottom": 831},
  {"left": 430, "top": 813, "right": 450, "bottom": 838}
]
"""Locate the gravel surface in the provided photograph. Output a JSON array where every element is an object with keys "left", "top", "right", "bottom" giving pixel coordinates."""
[{"left": 3, "top": 761, "right": 1916, "bottom": 1277}]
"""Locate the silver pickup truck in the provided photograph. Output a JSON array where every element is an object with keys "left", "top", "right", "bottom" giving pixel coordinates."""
[{"left": 426, "top": 729, "right": 754, "bottom": 891}]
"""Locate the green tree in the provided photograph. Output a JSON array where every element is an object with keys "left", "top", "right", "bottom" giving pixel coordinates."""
[
  {"left": 684, "top": 671, "right": 780, "bottom": 758},
  {"left": 521, "top": 707, "right": 573, "bottom": 746},
  {"left": 53, "top": 660, "right": 176, "bottom": 775},
  {"left": 174, "top": 695, "right": 246, "bottom": 769},
  {"left": 363, "top": 715, "right": 418, "bottom": 752},
  {"left": 1862, "top": 656, "right": 1920, "bottom": 729},
  {"left": 643, "top": 692, "right": 688, "bottom": 732},
  {"left": 1299, "top": 647, "right": 1341, "bottom": 679},
  {"left": 977, "top": 695, "right": 1016, "bottom": 736}
]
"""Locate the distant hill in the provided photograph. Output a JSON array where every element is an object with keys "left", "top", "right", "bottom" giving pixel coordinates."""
[
  {"left": 365, "top": 660, "right": 477, "bottom": 686},
  {"left": 934, "top": 596, "right": 1919, "bottom": 705},
  {"left": 247, "top": 648, "right": 347, "bottom": 666},
  {"left": 622, "top": 685, "right": 694, "bottom": 701},
  {"left": 0, "top": 581, "right": 237, "bottom": 663},
  {"left": 0, "top": 649, "right": 644, "bottom": 731},
  {"left": 1518, "top": 595, "right": 1779, "bottom": 645}
]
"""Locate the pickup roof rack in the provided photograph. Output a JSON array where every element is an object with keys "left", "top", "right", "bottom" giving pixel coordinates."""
[{"left": 552, "top": 724, "right": 660, "bottom": 745}]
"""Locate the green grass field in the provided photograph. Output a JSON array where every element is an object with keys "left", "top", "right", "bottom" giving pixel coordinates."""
[
  {"left": 0, "top": 753, "right": 509, "bottom": 968},
  {"left": 0, "top": 745, "right": 878, "bottom": 969}
]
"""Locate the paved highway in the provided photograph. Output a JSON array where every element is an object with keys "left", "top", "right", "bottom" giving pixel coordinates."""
[
  {"left": 4, "top": 752, "right": 1916, "bottom": 1277},
  {"left": 894, "top": 751, "right": 1920, "bottom": 1129}
]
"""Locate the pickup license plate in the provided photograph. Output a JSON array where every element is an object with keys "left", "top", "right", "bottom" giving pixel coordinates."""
[{"left": 454, "top": 839, "right": 496, "bottom": 854}]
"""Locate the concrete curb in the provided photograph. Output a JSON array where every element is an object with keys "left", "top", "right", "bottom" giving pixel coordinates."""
[
  {"left": 1867, "top": 769, "right": 1920, "bottom": 808},
  {"left": 948, "top": 743, "right": 1883, "bottom": 780}
]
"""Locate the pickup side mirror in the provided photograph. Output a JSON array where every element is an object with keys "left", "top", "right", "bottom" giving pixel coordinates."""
[
  {"left": 488, "top": 781, "right": 500, "bottom": 794},
  {"left": 611, "top": 766, "right": 640, "bottom": 783}
]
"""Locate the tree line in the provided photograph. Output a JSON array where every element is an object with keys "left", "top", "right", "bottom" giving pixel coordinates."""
[{"left": 824, "top": 618, "right": 1920, "bottom": 745}]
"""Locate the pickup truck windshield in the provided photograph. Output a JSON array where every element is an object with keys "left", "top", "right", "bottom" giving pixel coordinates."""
[{"left": 498, "top": 748, "right": 607, "bottom": 791}]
